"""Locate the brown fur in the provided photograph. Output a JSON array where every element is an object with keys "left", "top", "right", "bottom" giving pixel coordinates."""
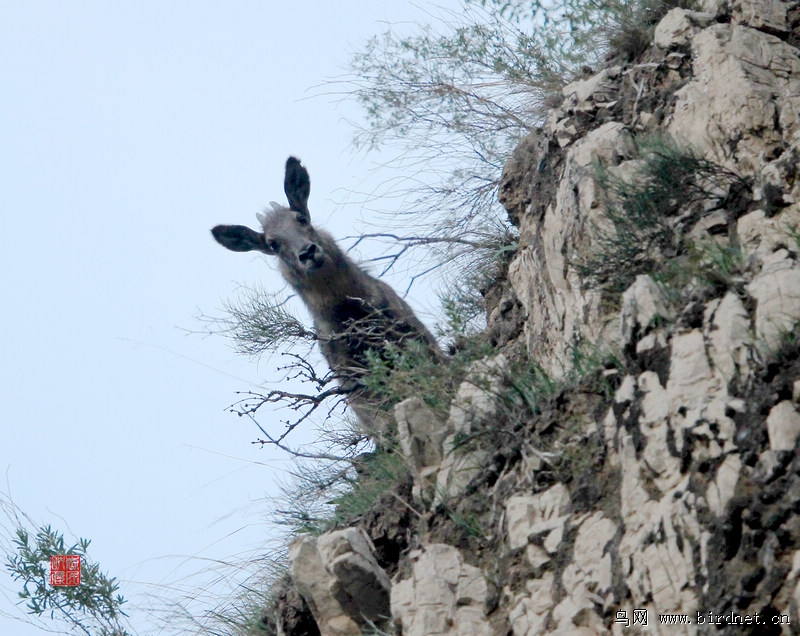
[{"left": 212, "top": 157, "right": 440, "bottom": 433}]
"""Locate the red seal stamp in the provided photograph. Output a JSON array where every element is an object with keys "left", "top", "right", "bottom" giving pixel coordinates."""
[{"left": 50, "top": 555, "right": 81, "bottom": 586}]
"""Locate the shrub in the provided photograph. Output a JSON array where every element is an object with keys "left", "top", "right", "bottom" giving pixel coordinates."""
[
  {"left": 578, "top": 134, "right": 750, "bottom": 293},
  {"left": 5, "top": 522, "right": 130, "bottom": 636}
]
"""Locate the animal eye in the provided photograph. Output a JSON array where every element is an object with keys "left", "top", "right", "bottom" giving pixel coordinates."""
[{"left": 267, "top": 240, "right": 280, "bottom": 252}]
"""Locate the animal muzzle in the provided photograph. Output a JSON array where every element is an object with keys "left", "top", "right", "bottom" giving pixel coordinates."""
[{"left": 298, "top": 243, "right": 323, "bottom": 269}]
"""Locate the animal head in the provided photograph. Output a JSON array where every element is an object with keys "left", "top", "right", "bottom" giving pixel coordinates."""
[{"left": 212, "top": 157, "right": 342, "bottom": 290}]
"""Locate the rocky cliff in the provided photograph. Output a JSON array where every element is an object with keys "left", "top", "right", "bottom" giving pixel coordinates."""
[{"left": 269, "top": 0, "right": 800, "bottom": 633}]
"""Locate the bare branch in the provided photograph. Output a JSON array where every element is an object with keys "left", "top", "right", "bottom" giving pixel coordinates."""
[{"left": 247, "top": 414, "right": 354, "bottom": 463}]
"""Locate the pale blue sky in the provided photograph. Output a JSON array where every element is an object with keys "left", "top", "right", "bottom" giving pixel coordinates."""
[{"left": 0, "top": 2, "right": 456, "bottom": 633}]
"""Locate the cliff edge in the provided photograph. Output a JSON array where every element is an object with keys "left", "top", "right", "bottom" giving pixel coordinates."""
[{"left": 271, "top": 1, "right": 800, "bottom": 633}]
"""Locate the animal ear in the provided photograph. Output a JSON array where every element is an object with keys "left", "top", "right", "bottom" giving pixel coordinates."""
[
  {"left": 284, "top": 156, "right": 311, "bottom": 223},
  {"left": 211, "top": 225, "right": 271, "bottom": 253}
]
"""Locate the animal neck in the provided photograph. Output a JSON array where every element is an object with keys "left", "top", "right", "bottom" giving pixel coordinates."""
[{"left": 293, "top": 256, "right": 376, "bottom": 329}]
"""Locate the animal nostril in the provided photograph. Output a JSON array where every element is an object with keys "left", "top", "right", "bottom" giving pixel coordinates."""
[{"left": 298, "top": 243, "right": 318, "bottom": 263}]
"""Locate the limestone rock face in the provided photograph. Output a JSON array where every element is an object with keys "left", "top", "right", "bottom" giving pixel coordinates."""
[
  {"left": 507, "top": 121, "right": 631, "bottom": 377},
  {"left": 620, "top": 274, "right": 674, "bottom": 348},
  {"left": 505, "top": 484, "right": 571, "bottom": 553},
  {"left": 394, "top": 397, "right": 445, "bottom": 502},
  {"left": 766, "top": 400, "right": 800, "bottom": 451},
  {"left": 434, "top": 355, "right": 509, "bottom": 504},
  {"left": 276, "top": 0, "right": 800, "bottom": 633},
  {"left": 748, "top": 252, "right": 800, "bottom": 354},
  {"left": 654, "top": 8, "right": 715, "bottom": 48},
  {"left": 391, "top": 544, "right": 492, "bottom": 636},
  {"left": 289, "top": 528, "right": 391, "bottom": 636},
  {"left": 667, "top": 23, "right": 800, "bottom": 173}
]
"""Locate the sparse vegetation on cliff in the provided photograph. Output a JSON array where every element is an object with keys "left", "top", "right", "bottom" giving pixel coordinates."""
[{"left": 578, "top": 133, "right": 751, "bottom": 294}]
